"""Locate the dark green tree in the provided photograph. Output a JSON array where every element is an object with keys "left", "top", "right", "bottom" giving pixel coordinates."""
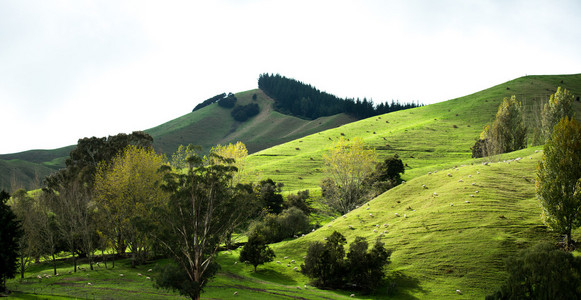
[
  {"left": 155, "top": 147, "right": 257, "bottom": 300},
  {"left": 486, "top": 242, "right": 581, "bottom": 299},
  {"left": 285, "top": 190, "right": 312, "bottom": 215},
  {"left": 239, "top": 232, "right": 275, "bottom": 272},
  {"left": 346, "top": 237, "right": 391, "bottom": 293},
  {"left": 258, "top": 179, "right": 284, "bottom": 214},
  {"left": 0, "top": 190, "right": 22, "bottom": 293},
  {"left": 537, "top": 117, "right": 581, "bottom": 249},
  {"left": 301, "top": 231, "right": 347, "bottom": 288}
]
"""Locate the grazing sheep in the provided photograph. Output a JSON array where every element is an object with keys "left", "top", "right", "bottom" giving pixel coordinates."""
[
  {"left": 348, "top": 225, "right": 353, "bottom": 229},
  {"left": 475, "top": 191, "right": 479, "bottom": 194},
  {"left": 477, "top": 171, "right": 480, "bottom": 174},
  {"left": 373, "top": 229, "right": 378, "bottom": 233},
  {"left": 404, "top": 214, "right": 408, "bottom": 218},
  {"left": 433, "top": 192, "right": 438, "bottom": 196},
  {"left": 384, "top": 230, "right": 388, "bottom": 233},
  {"left": 146, "top": 277, "right": 151, "bottom": 280},
  {"left": 376, "top": 224, "right": 380, "bottom": 227},
  {"left": 366, "top": 207, "right": 370, "bottom": 210},
  {"left": 450, "top": 203, "right": 453, "bottom": 206},
  {"left": 294, "top": 267, "right": 298, "bottom": 271},
  {"left": 472, "top": 182, "right": 476, "bottom": 186},
  {"left": 468, "top": 174, "right": 472, "bottom": 178},
  {"left": 297, "top": 286, "right": 301, "bottom": 289},
  {"left": 291, "top": 260, "right": 295, "bottom": 263},
  {"left": 470, "top": 194, "right": 474, "bottom": 197},
  {"left": 447, "top": 173, "right": 452, "bottom": 177},
  {"left": 456, "top": 289, "right": 462, "bottom": 295},
  {"left": 119, "top": 274, "right": 124, "bottom": 277},
  {"left": 422, "top": 184, "right": 427, "bottom": 189},
  {"left": 395, "top": 213, "right": 400, "bottom": 217},
  {"left": 294, "top": 235, "right": 298, "bottom": 238},
  {"left": 37, "top": 275, "right": 42, "bottom": 279},
  {"left": 88, "top": 282, "right": 92, "bottom": 286},
  {"left": 287, "top": 264, "right": 290, "bottom": 267},
  {"left": 284, "top": 256, "right": 288, "bottom": 259},
  {"left": 458, "top": 179, "right": 463, "bottom": 182},
  {"left": 311, "top": 229, "right": 315, "bottom": 232},
  {"left": 277, "top": 261, "right": 281, "bottom": 264},
  {"left": 302, "top": 234, "right": 305, "bottom": 237},
  {"left": 369, "top": 213, "right": 374, "bottom": 217},
  {"left": 350, "top": 294, "right": 355, "bottom": 297},
  {"left": 234, "top": 261, "right": 237, "bottom": 264},
  {"left": 234, "top": 291, "right": 238, "bottom": 295},
  {"left": 138, "top": 273, "right": 142, "bottom": 276},
  {"left": 465, "top": 200, "right": 470, "bottom": 203},
  {"left": 148, "top": 269, "right": 152, "bottom": 272},
  {"left": 342, "top": 215, "right": 347, "bottom": 218}
]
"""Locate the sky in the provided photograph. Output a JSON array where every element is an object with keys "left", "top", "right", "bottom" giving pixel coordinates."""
[{"left": 1, "top": 0, "right": 580, "bottom": 154}]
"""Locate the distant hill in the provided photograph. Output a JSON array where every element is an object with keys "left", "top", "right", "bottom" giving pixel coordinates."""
[{"left": 0, "top": 89, "right": 357, "bottom": 192}]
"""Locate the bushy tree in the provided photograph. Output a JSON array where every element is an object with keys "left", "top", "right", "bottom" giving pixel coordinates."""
[
  {"left": 477, "top": 96, "right": 527, "bottom": 157},
  {"left": 258, "top": 179, "right": 284, "bottom": 214},
  {"left": 249, "top": 207, "right": 311, "bottom": 244},
  {"left": 346, "top": 237, "right": 391, "bottom": 293},
  {"left": 541, "top": 87, "right": 575, "bottom": 142},
  {"left": 486, "top": 242, "right": 581, "bottom": 299},
  {"left": 239, "top": 232, "right": 275, "bottom": 272},
  {"left": 0, "top": 190, "right": 22, "bottom": 293},
  {"left": 301, "top": 231, "right": 347, "bottom": 288},
  {"left": 210, "top": 141, "right": 248, "bottom": 186},
  {"left": 302, "top": 232, "right": 391, "bottom": 292},
  {"left": 285, "top": 190, "right": 312, "bottom": 215},
  {"left": 537, "top": 117, "right": 581, "bottom": 249},
  {"left": 231, "top": 103, "right": 259, "bottom": 122},
  {"left": 93, "top": 145, "right": 168, "bottom": 267},
  {"left": 155, "top": 147, "right": 256, "bottom": 300},
  {"left": 11, "top": 189, "right": 43, "bottom": 278},
  {"left": 365, "top": 154, "right": 405, "bottom": 197},
  {"left": 322, "top": 137, "right": 377, "bottom": 214}
]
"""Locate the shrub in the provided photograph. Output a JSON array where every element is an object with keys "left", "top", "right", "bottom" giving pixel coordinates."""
[
  {"left": 231, "top": 103, "right": 259, "bottom": 122},
  {"left": 217, "top": 93, "right": 237, "bottom": 108},
  {"left": 301, "top": 231, "right": 391, "bottom": 293},
  {"left": 239, "top": 232, "right": 275, "bottom": 272},
  {"left": 486, "top": 242, "right": 581, "bottom": 299}
]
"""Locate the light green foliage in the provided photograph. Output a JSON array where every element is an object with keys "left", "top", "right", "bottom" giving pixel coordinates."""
[
  {"left": 541, "top": 87, "right": 575, "bottom": 142},
  {"left": 537, "top": 117, "right": 581, "bottom": 248},
  {"left": 322, "top": 137, "right": 377, "bottom": 214},
  {"left": 93, "top": 145, "right": 167, "bottom": 266},
  {"left": 482, "top": 95, "right": 527, "bottom": 156}
]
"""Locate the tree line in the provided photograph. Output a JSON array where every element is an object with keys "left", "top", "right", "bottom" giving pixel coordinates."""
[{"left": 258, "top": 73, "right": 422, "bottom": 120}]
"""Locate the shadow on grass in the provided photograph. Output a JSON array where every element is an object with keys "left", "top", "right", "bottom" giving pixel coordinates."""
[
  {"left": 386, "top": 271, "right": 426, "bottom": 300},
  {"left": 249, "top": 268, "right": 298, "bottom": 285}
]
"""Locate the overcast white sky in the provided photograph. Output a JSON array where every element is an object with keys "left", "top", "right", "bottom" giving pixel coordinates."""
[{"left": 1, "top": 0, "right": 580, "bottom": 154}]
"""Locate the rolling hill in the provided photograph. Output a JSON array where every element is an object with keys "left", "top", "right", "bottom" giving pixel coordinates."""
[
  {"left": 244, "top": 74, "right": 581, "bottom": 192},
  {"left": 0, "top": 89, "right": 356, "bottom": 192},
  {"left": 5, "top": 73, "right": 581, "bottom": 299}
]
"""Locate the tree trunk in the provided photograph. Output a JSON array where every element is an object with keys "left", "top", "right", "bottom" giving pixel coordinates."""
[
  {"left": 52, "top": 253, "right": 57, "bottom": 275},
  {"left": 73, "top": 251, "right": 77, "bottom": 273}
]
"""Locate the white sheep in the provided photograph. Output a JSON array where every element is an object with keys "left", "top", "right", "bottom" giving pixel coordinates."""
[
  {"left": 366, "top": 207, "right": 370, "bottom": 210},
  {"left": 276, "top": 261, "right": 281, "bottom": 264},
  {"left": 404, "top": 214, "right": 408, "bottom": 218},
  {"left": 447, "top": 173, "right": 452, "bottom": 177},
  {"left": 468, "top": 174, "right": 472, "bottom": 178},
  {"left": 234, "top": 291, "right": 238, "bottom": 295},
  {"left": 458, "top": 179, "right": 463, "bottom": 182},
  {"left": 369, "top": 213, "right": 374, "bottom": 217},
  {"left": 433, "top": 192, "right": 438, "bottom": 196},
  {"left": 465, "top": 200, "right": 470, "bottom": 203},
  {"left": 146, "top": 277, "right": 151, "bottom": 280},
  {"left": 395, "top": 213, "right": 400, "bottom": 217},
  {"left": 472, "top": 182, "right": 476, "bottom": 186},
  {"left": 373, "top": 229, "right": 378, "bottom": 233},
  {"left": 148, "top": 268, "right": 153, "bottom": 272},
  {"left": 119, "top": 274, "right": 124, "bottom": 277},
  {"left": 456, "top": 289, "right": 462, "bottom": 295},
  {"left": 475, "top": 190, "right": 479, "bottom": 194},
  {"left": 350, "top": 294, "right": 355, "bottom": 297},
  {"left": 470, "top": 194, "right": 474, "bottom": 197},
  {"left": 348, "top": 225, "right": 353, "bottom": 229}
]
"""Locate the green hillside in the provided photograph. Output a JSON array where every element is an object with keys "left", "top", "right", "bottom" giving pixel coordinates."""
[
  {"left": 147, "top": 89, "right": 356, "bottom": 154},
  {"left": 245, "top": 74, "right": 581, "bottom": 191},
  {"left": 5, "top": 73, "right": 581, "bottom": 299},
  {"left": 0, "top": 89, "right": 356, "bottom": 192}
]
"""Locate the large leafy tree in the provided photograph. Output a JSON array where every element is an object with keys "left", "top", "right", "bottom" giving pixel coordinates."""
[
  {"left": 11, "top": 189, "right": 43, "bottom": 279},
  {"left": 155, "top": 146, "right": 257, "bottom": 300},
  {"left": 322, "top": 137, "right": 377, "bottom": 214},
  {"left": 301, "top": 231, "right": 347, "bottom": 288},
  {"left": 0, "top": 190, "right": 22, "bottom": 293},
  {"left": 346, "top": 237, "right": 391, "bottom": 293},
  {"left": 93, "top": 145, "right": 167, "bottom": 267},
  {"left": 537, "top": 117, "right": 581, "bottom": 249}
]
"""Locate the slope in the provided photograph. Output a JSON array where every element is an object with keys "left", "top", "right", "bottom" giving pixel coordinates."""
[
  {"left": 245, "top": 74, "right": 581, "bottom": 191},
  {"left": 259, "top": 147, "right": 555, "bottom": 299},
  {"left": 0, "top": 89, "right": 356, "bottom": 192},
  {"left": 147, "top": 89, "right": 356, "bottom": 154}
]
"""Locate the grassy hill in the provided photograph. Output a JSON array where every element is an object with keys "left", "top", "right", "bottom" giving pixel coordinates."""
[
  {"left": 245, "top": 74, "right": 581, "bottom": 192},
  {"left": 147, "top": 89, "right": 356, "bottom": 155},
  {"left": 0, "top": 89, "right": 356, "bottom": 192},
  {"left": 4, "top": 73, "right": 581, "bottom": 299}
]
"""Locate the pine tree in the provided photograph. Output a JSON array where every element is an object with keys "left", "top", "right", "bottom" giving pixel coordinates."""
[{"left": 0, "top": 190, "right": 22, "bottom": 293}]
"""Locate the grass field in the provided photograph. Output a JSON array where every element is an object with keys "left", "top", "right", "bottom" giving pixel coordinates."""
[{"left": 5, "top": 73, "right": 581, "bottom": 299}]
